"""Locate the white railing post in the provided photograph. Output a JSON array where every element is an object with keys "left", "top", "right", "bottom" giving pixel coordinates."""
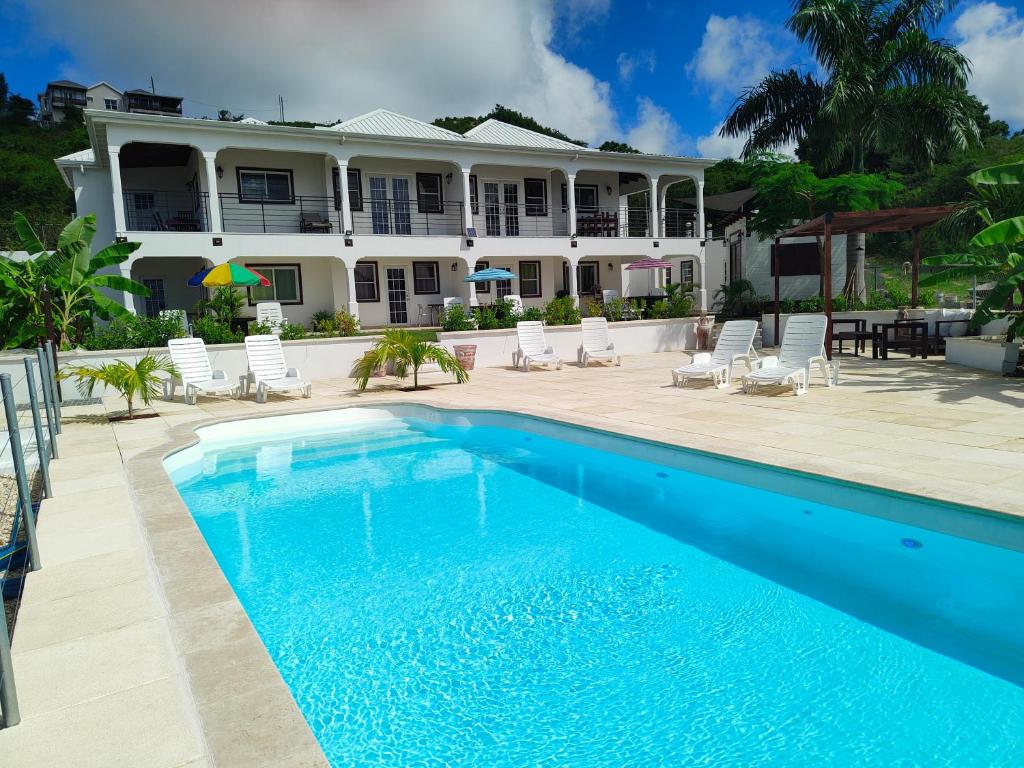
[
  {"left": 461, "top": 168, "right": 473, "bottom": 234},
  {"left": 697, "top": 179, "right": 706, "bottom": 237},
  {"left": 649, "top": 175, "right": 660, "bottom": 239},
  {"left": 108, "top": 145, "right": 126, "bottom": 234},
  {"left": 203, "top": 151, "right": 222, "bottom": 233},
  {"left": 567, "top": 174, "right": 577, "bottom": 236}
]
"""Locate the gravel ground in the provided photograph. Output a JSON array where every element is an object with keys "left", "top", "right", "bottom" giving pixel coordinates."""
[{"left": 0, "top": 471, "right": 42, "bottom": 550}]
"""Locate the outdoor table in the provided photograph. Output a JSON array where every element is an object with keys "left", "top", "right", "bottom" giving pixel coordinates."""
[
  {"left": 427, "top": 303, "right": 444, "bottom": 325},
  {"left": 831, "top": 318, "right": 870, "bottom": 355},
  {"left": 872, "top": 321, "right": 929, "bottom": 359}
]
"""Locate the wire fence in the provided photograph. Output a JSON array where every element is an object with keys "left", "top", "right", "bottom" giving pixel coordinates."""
[{"left": 0, "top": 342, "right": 62, "bottom": 728}]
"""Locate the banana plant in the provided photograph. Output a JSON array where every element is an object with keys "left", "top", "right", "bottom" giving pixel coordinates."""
[
  {"left": 8, "top": 212, "right": 149, "bottom": 349},
  {"left": 923, "top": 161, "right": 1024, "bottom": 343}
]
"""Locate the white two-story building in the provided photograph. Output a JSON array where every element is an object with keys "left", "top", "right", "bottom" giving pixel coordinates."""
[{"left": 56, "top": 108, "right": 715, "bottom": 327}]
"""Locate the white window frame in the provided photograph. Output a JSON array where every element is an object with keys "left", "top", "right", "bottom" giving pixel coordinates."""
[
  {"left": 237, "top": 168, "right": 294, "bottom": 204},
  {"left": 246, "top": 264, "right": 302, "bottom": 305}
]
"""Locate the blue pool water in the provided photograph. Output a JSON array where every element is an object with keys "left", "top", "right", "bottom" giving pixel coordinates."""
[{"left": 169, "top": 408, "right": 1024, "bottom": 767}]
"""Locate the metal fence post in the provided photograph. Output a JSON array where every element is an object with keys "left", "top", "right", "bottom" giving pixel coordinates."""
[
  {"left": 35, "top": 347, "right": 59, "bottom": 459},
  {"left": 23, "top": 359, "right": 52, "bottom": 499},
  {"left": 0, "top": 374, "right": 41, "bottom": 572},
  {"left": 0, "top": 595, "right": 19, "bottom": 727},
  {"left": 44, "top": 341, "right": 62, "bottom": 434}
]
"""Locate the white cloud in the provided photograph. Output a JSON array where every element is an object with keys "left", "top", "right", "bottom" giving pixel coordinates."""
[
  {"left": 953, "top": 2, "right": 1024, "bottom": 126},
  {"left": 616, "top": 50, "right": 656, "bottom": 84},
  {"left": 626, "top": 97, "right": 686, "bottom": 155},
  {"left": 696, "top": 121, "right": 797, "bottom": 160},
  {"left": 21, "top": 0, "right": 618, "bottom": 145},
  {"left": 561, "top": 0, "right": 612, "bottom": 41},
  {"left": 687, "top": 14, "right": 787, "bottom": 102}
]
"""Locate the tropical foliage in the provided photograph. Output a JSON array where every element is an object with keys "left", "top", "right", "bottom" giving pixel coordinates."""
[
  {"left": 82, "top": 313, "right": 187, "bottom": 351},
  {"left": 353, "top": 329, "right": 469, "bottom": 391},
  {"left": 1, "top": 213, "right": 149, "bottom": 349},
  {"left": 62, "top": 354, "right": 177, "bottom": 420}
]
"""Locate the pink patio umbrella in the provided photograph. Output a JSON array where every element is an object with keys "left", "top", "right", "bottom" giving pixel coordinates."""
[{"left": 625, "top": 257, "right": 673, "bottom": 296}]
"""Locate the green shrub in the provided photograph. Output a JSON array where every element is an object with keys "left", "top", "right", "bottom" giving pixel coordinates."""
[
  {"left": 334, "top": 310, "right": 360, "bottom": 336},
  {"left": 796, "top": 295, "right": 824, "bottom": 313},
  {"left": 649, "top": 299, "right": 670, "bottom": 319},
  {"left": 543, "top": 296, "right": 581, "bottom": 326},
  {"left": 311, "top": 309, "right": 337, "bottom": 334},
  {"left": 520, "top": 306, "right": 544, "bottom": 322},
  {"left": 474, "top": 306, "right": 500, "bottom": 330},
  {"left": 780, "top": 299, "right": 798, "bottom": 314},
  {"left": 249, "top": 320, "right": 273, "bottom": 335},
  {"left": 81, "top": 314, "right": 187, "bottom": 351},
  {"left": 884, "top": 279, "right": 911, "bottom": 307},
  {"left": 192, "top": 316, "right": 242, "bottom": 345},
  {"left": 441, "top": 303, "right": 476, "bottom": 331},
  {"left": 831, "top": 295, "right": 849, "bottom": 312},
  {"left": 278, "top": 322, "right": 307, "bottom": 340}
]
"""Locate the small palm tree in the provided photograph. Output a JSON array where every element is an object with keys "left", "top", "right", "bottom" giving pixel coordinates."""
[
  {"left": 62, "top": 354, "right": 177, "bottom": 419},
  {"left": 353, "top": 330, "right": 469, "bottom": 391}
]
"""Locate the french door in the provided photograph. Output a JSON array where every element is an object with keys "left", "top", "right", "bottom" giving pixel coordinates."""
[
  {"left": 482, "top": 181, "right": 519, "bottom": 236},
  {"left": 386, "top": 266, "right": 409, "bottom": 324},
  {"left": 369, "top": 176, "right": 412, "bottom": 235}
]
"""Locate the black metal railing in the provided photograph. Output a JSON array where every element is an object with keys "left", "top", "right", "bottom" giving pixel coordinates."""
[
  {"left": 122, "top": 190, "right": 210, "bottom": 232},
  {"left": 219, "top": 193, "right": 342, "bottom": 234},
  {"left": 662, "top": 208, "right": 699, "bottom": 238},
  {"left": 351, "top": 198, "right": 465, "bottom": 236}
]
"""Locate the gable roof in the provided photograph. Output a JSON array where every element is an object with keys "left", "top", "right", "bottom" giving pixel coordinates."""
[
  {"left": 48, "top": 79, "right": 86, "bottom": 89},
  {"left": 87, "top": 81, "right": 123, "bottom": 94},
  {"left": 464, "top": 118, "right": 590, "bottom": 151},
  {"left": 325, "top": 108, "right": 466, "bottom": 142}
]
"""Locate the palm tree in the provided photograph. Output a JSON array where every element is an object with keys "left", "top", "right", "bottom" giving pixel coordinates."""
[
  {"left": 11, "top": 212, "right": 149, "bottom": 347},
  {"left": 353, "top": 330, "right": 469, "bottom": 391},
  {"left": 721, "top": 0, "right": 980, "bottom": 300},
  {"left": 62, "top": 354, "right": 177, "bottom": 420}
]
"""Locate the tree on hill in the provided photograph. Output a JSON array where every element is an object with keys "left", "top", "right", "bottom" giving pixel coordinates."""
[
  {"left": 720, "top": 0, "right": 981, "bottom": 301},
  {"left": 433, "top": 104, "right": 588, "bottom": 146},
  {"left": 598, "top": 140, "right": 640, "bottom": 153},
  {"left": 0, "top": 73, "right": 34, "bottom": 126}
]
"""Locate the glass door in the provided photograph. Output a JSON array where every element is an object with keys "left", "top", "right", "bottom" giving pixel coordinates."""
[
  {"left": 482, "top": 181, "right": 519, "bottom": 236},
  {"left": 386, "top": 266, "right": 409, "bottom": 324},
  {"left": 370, "top": 176, "right": 390, "bottom": 234},
  {"left": 392, "top": 177, "right": 411, "bottom": 235}
]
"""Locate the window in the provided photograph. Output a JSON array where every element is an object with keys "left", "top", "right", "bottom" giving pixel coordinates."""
[
  {"left": 474, "top": 260, "right": 490, "bottom": 294},
  {"left": 678, "top": 260, "right": 694, "bottom": 285},
  {"left": 104, "top": 98, "right": 118, "bottom": 110},
  {"left": 577, "top": 261, "right": 599, "bottom": 294},
  {"left": 354, "top": 261, "right": 380, "bottom": 302},
  {"left": 142, "top": 278, "right": 166, "bottom": 318},
  {"left": 561, "top": 184, "right": 599, "bottom": 213},
  {"left": 730, "top": 234, "right": 743, "bottom": 281},
  {"left": 237, "top": 168, "right": 294, "bottom": 204},
  {"left": 495, "top": 264, "right": 513, "bottom": 299},
  {"left": 246, "top": 264, "right": 302, "bottom": 304},
  {"left": 416, "top": 173, "right": 443, "bottom": 213},
  {"left": 520, "top": 261, "right": 541, "bottom": 298},
  {"left": 332, "top": 167, "right": 363, "bottom": 212},
  {"left": 412, "top": 261, "right": 440, "bottom": 294},
  {"left": 469, "top": 174, "right": 479, "bottom": 214},
  {"left": 524, "top": 178, "right": 548, "bottom": 216}
]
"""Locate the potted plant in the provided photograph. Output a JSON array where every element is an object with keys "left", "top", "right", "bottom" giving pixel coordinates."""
[
  {"left": 353, "top": 329, "right": 469, "bottom": 391},
  {"left": 441, "top": 304, "right": 478, "bottom": 370},
  {"left": 61, "top": 354, "right": 177, "bottom": 420}
]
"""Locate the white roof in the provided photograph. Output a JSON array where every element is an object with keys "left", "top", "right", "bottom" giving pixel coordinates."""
[
  {"left": 464, "top": 118, "right": 590, "bottom": 151},
  {"left": 237, "top": 117, "right": 268, "bottom": 125},
  {"left": 325, "top": 108, "right": 465, "bottom": 142},
  {"left": 56, "top": 148, "right": 96, "bottom": 163}
]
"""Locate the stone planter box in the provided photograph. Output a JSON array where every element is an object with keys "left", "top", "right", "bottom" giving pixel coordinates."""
[{"left": 945, "top": 337, "right": 1021, "bottom": 374}]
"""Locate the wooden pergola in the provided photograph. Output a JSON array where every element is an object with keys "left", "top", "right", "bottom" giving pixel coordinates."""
[{"left": 773, "top": 205, "right": 961, "bottom": 357}]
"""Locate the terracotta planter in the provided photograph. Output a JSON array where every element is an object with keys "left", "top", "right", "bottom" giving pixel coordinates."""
[
  {"left": 453, "top": 344, "right": 477, "bottom": 371},
  {"left": 361, "top": 352, "right": 386, "bottom": 377},
  {"left": 696, "top": 315, "right": 714, "bottom": 350}
]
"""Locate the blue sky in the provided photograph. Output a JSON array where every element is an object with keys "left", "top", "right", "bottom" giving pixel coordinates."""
[{"left": 3, "top": 0, "right": 1023, "bottom": 157}]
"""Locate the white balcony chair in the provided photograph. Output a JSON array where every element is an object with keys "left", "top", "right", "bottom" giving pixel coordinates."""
[
  {"left": 443, "top": 296, "right": 464, "bottom": 309},
  {"left": 255, "top": 301, "right": 286, "bottom": 335},
  {"left": 514, "top": 321, "right": 562, "bottom": 371},
  {"left": 742, "top": 314, "right": 838, "bottom": 396},
  {"left": 671, "top": 320, "right": 758, "bottom": 388},
  {"left": 243, "top": 334, "right": 312, "bottom": 403},
  {"left": 578, "top": 317, "right": 620, "bottom": 367},
  {"left": 163, "top": 337, "right": 238, "bottom": 404}
]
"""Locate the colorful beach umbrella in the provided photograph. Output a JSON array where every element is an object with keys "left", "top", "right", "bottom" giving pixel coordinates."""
[
  {"left": 187, "top": 263, "right": 270, "bottom": 287},
  {"left": 464, "top": 268, "right": 518, "bottom": 282}
]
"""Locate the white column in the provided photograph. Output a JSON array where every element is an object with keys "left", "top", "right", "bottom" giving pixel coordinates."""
[
  {"left": 108, "top": 146, "right": 126, "bottom": 234},
  {"left": 464, "top": 257, "right": 479, "bottom": 307},
  {"left": 697, "top": 251, "right": 708, "bottom": 311},
  {"left": 567, "top": 257, "right": 579, "bottom": 307},
  {"left": 202, "top": 151, "right": 222, "bottom": 233},
  {"left": 649, "top": 175, "right": 660, "bottom": 239},
  {"left": 120, "top": 263, "right": 137, "bottom": 314},
  {"left": 566, "top": 174, "right": 577, "bottom": 236},
  {"left": 336, "top": 159, "right": 352, "bottom": 234},
  {"left": 659, "top": 180, "right": 671, "bottom": 235},
  {"left": 461, "top": 168, "right": 473, "bottom": 233},
  {"left": 345, "top": 261, "right": 360, "bottom": 318},
  {"left": 696, "top": 179, "right": 706, "bottom": 237}
]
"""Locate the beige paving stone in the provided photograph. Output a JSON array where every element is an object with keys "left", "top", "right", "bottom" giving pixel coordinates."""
[{"left": 17, "top": 549, "right": 148, "bottom": 605}]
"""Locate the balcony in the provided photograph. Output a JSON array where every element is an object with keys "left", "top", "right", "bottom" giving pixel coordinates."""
[
  {"left": 123, "top": 191, "right": 210, "bottom": 232},
  {"left": 50, "top": 93, "right": 87, "bottom": 108}
]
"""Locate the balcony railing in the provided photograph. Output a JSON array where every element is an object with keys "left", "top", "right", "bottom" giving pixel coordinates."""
[
  {"left": 352, "top": 198, "right": 464, "bottom": 236},
  {"left": 662, "top": 209, "right": 699, "bottom": 238},
  {"left": 123, "top": 190, "right": 210, "bottom": 232},
  {"left": 219, "top": 194, "right": 341, "bottom": 234}
]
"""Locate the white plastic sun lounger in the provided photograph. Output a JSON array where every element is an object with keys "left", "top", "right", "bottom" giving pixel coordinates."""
[
  {"left": 671, "top": 319, "right": 758, "bottom": 388},
  {"left": 741, "top": 314, "right": 838, "bottom": 396},
  {"left": 578, "top": 316, "right": 620, "bottom": 367},
  {"left": 243, "top": 334, "right": 312, "bottom": 403},
  {"left": 255, "top": 301, "right": 286, "bottom": 335},
  {"left": 163, "top": 337, "right": 239, "bottom": 404},
  {"left": 514, "top": 321, "right": 562, "bottom": 371}
]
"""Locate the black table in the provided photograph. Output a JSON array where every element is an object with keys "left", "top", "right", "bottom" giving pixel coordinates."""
[
  {"left": 832, "top": 318, "right": 870, "bottom": 356},
  {"left": 872, "top": 321, "right": 929, "bottom": 359}
]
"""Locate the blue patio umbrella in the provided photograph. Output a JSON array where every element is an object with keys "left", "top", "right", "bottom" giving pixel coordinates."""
[
  {"left": 464, "top": 267, "right": 517, "bottom": 282},
  {"left": 186, "top": 267, "right": 214, "bottom": 287}
]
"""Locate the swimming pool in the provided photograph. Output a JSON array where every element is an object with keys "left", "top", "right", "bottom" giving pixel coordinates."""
[{"left": 166, "top": 406, "right": 1024, "bottom": 767}]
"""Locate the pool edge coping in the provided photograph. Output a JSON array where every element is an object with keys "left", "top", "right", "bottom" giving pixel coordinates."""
[{"left": 128, "top": 397, "right": 1024, "bottom": 767}]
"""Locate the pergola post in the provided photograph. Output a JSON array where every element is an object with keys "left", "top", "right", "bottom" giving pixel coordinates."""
[
  {"left": 823, "top": 213, "right": 833, "bottom": 360},
  {"left": 773, "top": 238, "right": 781, "bottom": 346},
  {"left": 911, "top": 227, "right": 921, "bottom": 307}
]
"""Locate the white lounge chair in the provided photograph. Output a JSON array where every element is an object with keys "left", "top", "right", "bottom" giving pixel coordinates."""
[
  {"left": 514, "top": 321, "right": 562, "bottom": 371},
  {"left": 505, "top": 294, "right": 524, "bottom": 314},
  {"left": 443, "top": 296, "right": 464, "bottom": 309},
  {"left": 163, "top": 337, "right": 239, "bottom": 404},
  {"left": 255, "top": 301, "right": 286, "bottom": 335},
  {"left": 742, "top": 314, "right": 838, "bottom": 396},
  {"left": 578, "top": 317, "right": 620, "bottom": 367},
  {"left": 671, "top": 319, "right": 757, "bottom": 388},
  {"left": 243, "top": 334, "right": 312, "bottom": 403}
]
